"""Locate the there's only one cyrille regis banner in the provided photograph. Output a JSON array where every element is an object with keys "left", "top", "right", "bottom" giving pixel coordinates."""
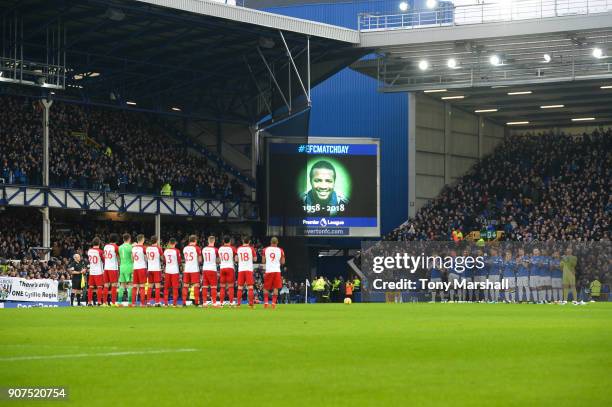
[
  {"left": 0, "top": 277, "right": 59, "bottom": 302},
  {"left": 359, "top": 241, "right": 611, "bottom": 303}
]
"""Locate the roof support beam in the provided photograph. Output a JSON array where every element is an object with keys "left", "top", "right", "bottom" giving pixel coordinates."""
[
  {"left": 279, "top": 30, "right": 311, "bottom": 105},
  {"left": 257, "top": 46, "right": 291, "bottom": 112}
]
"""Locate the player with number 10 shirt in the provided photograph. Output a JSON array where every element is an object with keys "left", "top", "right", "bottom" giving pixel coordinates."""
[{"left": 218, "top": 236, "right": 237, "bottom": 306}]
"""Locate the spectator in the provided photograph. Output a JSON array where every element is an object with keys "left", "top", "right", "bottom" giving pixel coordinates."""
[
  {"left": 0, "top": 95, "right": 247, "bottom": 200},
  {"left": 386, "top": 129, "right": 610, "bottom": 243}
]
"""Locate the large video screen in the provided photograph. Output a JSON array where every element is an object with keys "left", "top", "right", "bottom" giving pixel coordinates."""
[{"left": 267, "top": 137, "right": 380, "bottom": 237}]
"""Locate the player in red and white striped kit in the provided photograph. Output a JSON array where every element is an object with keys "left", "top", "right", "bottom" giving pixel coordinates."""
[
  {"left": 131, "top": 234, "right": 148, "bottom": 307},
  {"left": 146, "top": 236, "right": 164, "bottom": 306},
  {"left": 87, "top": 237, "right": 105, "bottom": 306},
  {"left": 163, "top": 238, "right": 182, "bottom": 306},
  {"left": 102, "top": 233, "right": 120, "bottom": 306},
  {"left": 262, "top": 237, "right": 285, "bottom": 309},
  {"left": 218, "top": 236, "right": 237, "bottom": 306},
  {"left": 182, "top": 235, "right": 202, "bottom": 306},
  {"left": 236, "top": 236, "right": 257, "bottom": 308},
  {"left": 202, "top": 236, "right": 219, "bottom": 307}
]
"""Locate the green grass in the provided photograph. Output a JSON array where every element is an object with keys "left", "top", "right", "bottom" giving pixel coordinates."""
[{"left": 1, "top": 303, "right": 611, "bottom": 407}]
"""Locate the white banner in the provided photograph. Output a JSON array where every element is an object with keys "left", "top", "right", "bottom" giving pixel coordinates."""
[{"left": 0, "top": 277, "right": 59, "bottom": 302}]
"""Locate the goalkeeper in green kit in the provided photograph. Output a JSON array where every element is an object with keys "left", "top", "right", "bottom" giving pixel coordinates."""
[{"left": 117, "top": 233, "right": 134, "bottom": 304}]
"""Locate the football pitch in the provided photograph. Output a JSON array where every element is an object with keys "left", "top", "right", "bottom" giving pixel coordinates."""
[{"left": 1, "top": 303, "right": 610, "bottom": 407}]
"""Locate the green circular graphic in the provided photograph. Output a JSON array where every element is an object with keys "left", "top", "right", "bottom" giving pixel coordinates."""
[{"left": 297, "top": 156, "right": 352, "bottom": 202}]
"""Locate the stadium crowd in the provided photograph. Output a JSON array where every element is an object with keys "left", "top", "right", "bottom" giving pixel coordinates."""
[
  {"left": 0, "top": 95, "right": 245, "bottom": 200},
  {"left": 392, "top": 129, "right": 610, "bottom": 242}
]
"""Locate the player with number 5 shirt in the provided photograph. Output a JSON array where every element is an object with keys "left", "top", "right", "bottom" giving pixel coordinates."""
[{"left": 262, "top": 236, "right": 285, "bottom": 309}]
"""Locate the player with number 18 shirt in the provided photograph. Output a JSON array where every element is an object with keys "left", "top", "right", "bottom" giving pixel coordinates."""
[{"left": 237, "top": 236, "right": 257, "bottom": 307}]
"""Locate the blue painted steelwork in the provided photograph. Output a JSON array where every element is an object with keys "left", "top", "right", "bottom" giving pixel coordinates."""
[
  {"left": 0, "top": 185, "right": 240, "bottom": 218},
  {"left": 265, "top": 1, "right": 409, "bottom": 235}
]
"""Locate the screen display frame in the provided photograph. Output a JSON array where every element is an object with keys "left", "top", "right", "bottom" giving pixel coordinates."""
[{"left": 265, "top": 136, "right": 381, "bottom": 238}]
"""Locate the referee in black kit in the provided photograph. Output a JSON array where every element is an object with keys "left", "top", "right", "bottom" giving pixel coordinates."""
[{"left": 68, "top": 253, "right": 87, "bottom": 306}]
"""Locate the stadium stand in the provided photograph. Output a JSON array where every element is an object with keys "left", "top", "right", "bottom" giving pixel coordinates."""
[
  {"left": 389, "top": 129, "right": 611, "bottom": 243},
  {"left": 0, "top": 95, "right": 246, "bottom": 200},
  {"left": 349, "top": 128, "right": 611, "bottom": 300}
]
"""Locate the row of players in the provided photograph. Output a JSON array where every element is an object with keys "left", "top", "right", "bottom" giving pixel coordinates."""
[
  {"left": 82, "top": 233, "right": 286, "bottom": 308},
  {"left": 429, "top": 247, "right": 577, "bottom": 303}
]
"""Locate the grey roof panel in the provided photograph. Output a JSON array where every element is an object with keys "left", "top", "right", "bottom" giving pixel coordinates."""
[{"left": 136, "top": 0, "right": 360, "bottom": 43}]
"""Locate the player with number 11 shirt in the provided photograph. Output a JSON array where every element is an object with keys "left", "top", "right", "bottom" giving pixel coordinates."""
[{"left": 202, "top": 236, "right": 219, "bottom": 307}]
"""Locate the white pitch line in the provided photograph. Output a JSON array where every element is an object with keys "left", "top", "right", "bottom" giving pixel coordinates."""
[{"left": 0, "top": 348, "right": 197, "bottom": 362}]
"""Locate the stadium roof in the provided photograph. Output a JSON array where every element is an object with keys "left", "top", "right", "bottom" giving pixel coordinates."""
[
  {"left": 352, "top": 12, "right": 612, "bottom": 128},
  {"left": 413, "top": 79, "right": 612, "bottom": 128},
  {"left": 0, "top": 0, "right": 363, "bottom": 124}
]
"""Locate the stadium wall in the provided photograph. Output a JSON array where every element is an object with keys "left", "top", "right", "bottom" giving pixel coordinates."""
[
  {"left": 265, "top": 1, "right": 410, "bottom": 235},
  {"left": 414, "top": 93, "right": 505, "bottom": 212}
]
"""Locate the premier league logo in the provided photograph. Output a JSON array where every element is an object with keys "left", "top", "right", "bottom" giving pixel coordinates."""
[{"left": 320, "top": 218, "right": 328, "bottom": 227}]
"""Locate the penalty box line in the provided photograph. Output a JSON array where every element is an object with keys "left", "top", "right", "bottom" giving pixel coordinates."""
[{"left": 0, "top": 348, "right": 198, "bottom": 362}]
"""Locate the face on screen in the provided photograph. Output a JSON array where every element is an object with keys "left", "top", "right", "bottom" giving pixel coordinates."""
[{"left": 310, "top": 168, "right": 335, "bottom": 201}]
